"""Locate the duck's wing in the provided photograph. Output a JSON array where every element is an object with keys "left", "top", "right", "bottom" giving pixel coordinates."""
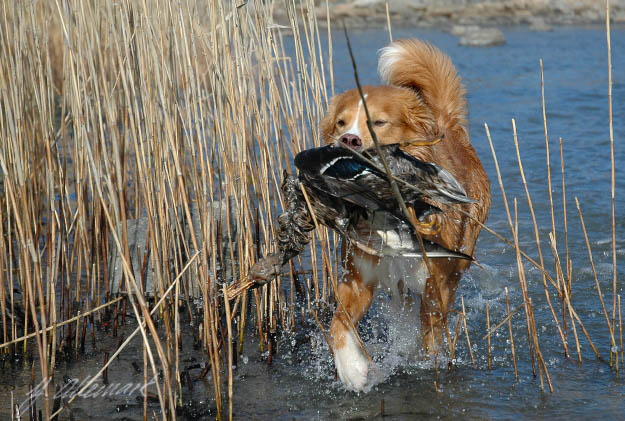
[
  {"left": 295, "top": 145, "right": 474, "bottom": 219},
  {"left": 384, "top": 146, "right": 475, "bottom": 205}
]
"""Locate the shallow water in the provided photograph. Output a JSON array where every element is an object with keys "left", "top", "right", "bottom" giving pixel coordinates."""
[
  {"left": 2, "top": 26, "right": 625, "bottom": 420},
  {"left": 238, "top": 25, "right": 625, "bottom": 419}
]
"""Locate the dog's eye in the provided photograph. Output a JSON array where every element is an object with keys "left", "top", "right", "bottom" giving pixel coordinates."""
[
  {"left": 373, "top": 120, "right": 387, "bottom": 127},
  {"left": 336, "top": 119, "right": 345, "bottom": 127}
]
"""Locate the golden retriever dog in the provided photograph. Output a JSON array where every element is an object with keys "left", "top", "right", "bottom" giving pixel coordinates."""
[{"left": 320, "top": 39, "right": 491, "bottom": 391}]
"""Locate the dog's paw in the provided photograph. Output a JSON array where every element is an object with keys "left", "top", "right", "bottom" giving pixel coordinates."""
[{"left": 333, "top": 331, "right": 369, "bottom": 392}]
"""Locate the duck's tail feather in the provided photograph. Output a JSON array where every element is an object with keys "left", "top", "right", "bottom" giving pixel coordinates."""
[{"left": 434, "top": 166, "right": 476, "bottom": 204}]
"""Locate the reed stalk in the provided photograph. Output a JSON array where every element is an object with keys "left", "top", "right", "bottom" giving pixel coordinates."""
[
  {"left": 512, "top": 119, "right": 568, "bottom": 356},
  {"left": 618, "top": 294, "right": 625, "bottom": 365},
  {"left": 548, "top": 233, "right": 582, "bottom": 363},
  {"left": 222, "top": 284, "right": 234, "bottom": 421},
  {"left": 539, "top": 59, "right": 557, "bottom": 258},
  {"left": 451, "top": 310, "right": 463, "bottom": 361},
  {"left": 385, "top": 2, "right": 393, "bottom": 42},
  {"left": 539, "top": 58, "right": 571, "bottom": 346},
  {"left": 0, "top": 297, "right": 122, "bottom": 350},
  {"left": 505, "top": 287, "right": 518, "bottom": 381},
  {"left": 461, "top": 296, "right": 475, "bottom": 364},
  {"left": 575, "top": 198, "right": 616, "bottom": 355},
  {"left": 559, "top": 138, "right": 572, "bottom": 291},
  {"left": 512, "top": 199, "right": 537, "bottom": 376},
  {"left": 485, "top": 300, "right": 491, "bottom": 370},
  {"left": 605, "top": 0, "right": 618, "bottom": 362}
]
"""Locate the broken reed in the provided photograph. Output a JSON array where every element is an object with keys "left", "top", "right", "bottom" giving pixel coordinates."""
[{"left": 0, "top": 0, "right": 621, "bottom": 419}]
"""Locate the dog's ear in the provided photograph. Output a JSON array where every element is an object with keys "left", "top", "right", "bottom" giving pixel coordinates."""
[
  {"left": 403, "top": 95, "right": 439, "bottom": 138},
  {"left": 319, "top": 96, "right": 339, "bottom": 144}
]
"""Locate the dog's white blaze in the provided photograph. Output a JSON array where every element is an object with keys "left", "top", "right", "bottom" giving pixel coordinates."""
[
  {"left": 378, "top": 43, "right": 404, "bottom": 83},
  {"left": 345, "top": 94, "right": 368, "bottom": 138},
  {"left": 333, "top": 327, "right": 369, "bottom": 391}
]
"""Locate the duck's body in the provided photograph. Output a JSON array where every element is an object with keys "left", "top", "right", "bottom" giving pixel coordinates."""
[
  {"left": 294, "top": 144, "right": 474, "bottom": 259},
  {"left": 295, "top": 144, "right": 473, "bottom": 215},
  {"left": 247, "top": 144, "right": 473, "bottom": 283}
]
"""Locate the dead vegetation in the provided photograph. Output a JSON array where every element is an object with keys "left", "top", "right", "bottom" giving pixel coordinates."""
[{"left": 0, "top": 1, "right": 620, "bottom": 420}]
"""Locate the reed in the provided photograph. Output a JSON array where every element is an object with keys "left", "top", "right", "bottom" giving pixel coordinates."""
[
  {"left": 485, "top": 300, "right": 491, "bottom": 370},
  {"left": 461, "top": 296, "right": 475, "bottom": 364},
  {"left": 451, "top": 309, "right": 463, "bottom": 362},
  {"left": 606, "top": 0, "right": 619, "bottom": 368},
  {"left": 512, "top": 118, "right": 568, "bottom": 357},
  {"left": 575, "top": 198, "right": 616, "bottom": 355},
  {"left": 504, "top": 288, "right": 518, "bottom": 381},
  {"left": 1, "top": 0, "right": 332, "bottom": 417},
  {"left": 618, "top": 294, "right": 625, "bottom": 364}
]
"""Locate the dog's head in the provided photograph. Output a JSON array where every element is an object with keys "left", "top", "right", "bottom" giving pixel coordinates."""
[{"left": 320, "top": 85, "right": 436, "bottom": 151}]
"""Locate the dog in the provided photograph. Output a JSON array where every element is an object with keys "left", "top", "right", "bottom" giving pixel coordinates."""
[{"left": 320, "top": 39, "right": 491, "bottom": 391}]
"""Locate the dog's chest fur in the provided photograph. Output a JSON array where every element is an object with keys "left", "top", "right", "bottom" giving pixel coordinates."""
[{"left": 351, "top": 212, "right": 429, "bottom": 296}]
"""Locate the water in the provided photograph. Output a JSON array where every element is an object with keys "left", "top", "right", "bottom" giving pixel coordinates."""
[
  {"left": 240, "top": 26, "right": 625, "bottom": 419},
  {"left": 2, "top": 26, "right": 625, "bottom": 420}
]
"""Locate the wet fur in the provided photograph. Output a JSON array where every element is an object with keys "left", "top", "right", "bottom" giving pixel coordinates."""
[{"left": 323, "top": 39, "right": 491, "bottom": 391}]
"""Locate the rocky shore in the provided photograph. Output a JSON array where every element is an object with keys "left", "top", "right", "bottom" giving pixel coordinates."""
[{"left": 275, "top": 0, "right": 625, "bottom": 30}]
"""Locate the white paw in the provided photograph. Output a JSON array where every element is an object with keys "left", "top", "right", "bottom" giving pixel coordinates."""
[{"left": 333, "top": 330, "right": 369, "bottom": 392}]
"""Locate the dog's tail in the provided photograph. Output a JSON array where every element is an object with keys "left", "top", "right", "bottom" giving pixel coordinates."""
[{"left": 378, "top": 39, "right": 467, "bottom": 133}]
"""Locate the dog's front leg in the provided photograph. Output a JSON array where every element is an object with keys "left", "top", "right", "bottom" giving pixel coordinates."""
[
  {"left": 329, "top": 254, "right": 375, "bottom": 392},
  {"left": 420, "top": 277, "right": 446, "bottom": 354},
  {"left": 420, "top": 264, "right": 464, "bottom": 354}
]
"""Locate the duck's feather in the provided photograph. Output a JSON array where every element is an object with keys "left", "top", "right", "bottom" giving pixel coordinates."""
[
  {"left": 294, "top": 144, "right": 474, "bottom": 224},
  {"left": 349, "top": 210, "right": 472, "bottom": 260},
  {"left": 292, "top": 145, "right": 476, "bottom": 261}
]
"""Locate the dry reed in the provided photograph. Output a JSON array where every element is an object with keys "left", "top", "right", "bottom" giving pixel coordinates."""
[
  {"left": 0, "top": 0, "right": 620, "bottom": 418},
  {"left": 504, "top": 288, "right": 518, "bottom": 380},
  {"left": 485, "top": 300, "right": 491, "bottom": 370},
  {"left": 1, "top": 0, "right": 333, "bottom": 417}
]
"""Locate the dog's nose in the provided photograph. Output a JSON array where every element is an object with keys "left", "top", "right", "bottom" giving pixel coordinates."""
[{"left": 339, "top": 133, "right": 362, "bottom": 150}]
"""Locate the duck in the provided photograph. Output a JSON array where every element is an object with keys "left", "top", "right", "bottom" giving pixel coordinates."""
[
  {"left": 294, "top": 143, "right": 475, "bottom": 257},
  {"left": 245, "top": 143, "right": 474, "bottom": 286},
  {"left": 294, "top": 143, "right": 474, "bottom": 227}
]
